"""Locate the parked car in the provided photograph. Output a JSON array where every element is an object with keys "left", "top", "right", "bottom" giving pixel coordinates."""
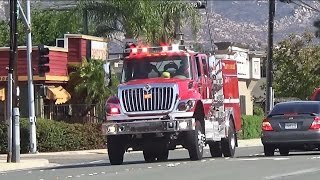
[{"left": 261, "top": 101, "right": 320, "bottom": 156}]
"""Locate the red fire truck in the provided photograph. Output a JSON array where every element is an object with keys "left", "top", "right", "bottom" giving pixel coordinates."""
[{"left": 102, "top": 43, "right": 241, "bottom": 165}]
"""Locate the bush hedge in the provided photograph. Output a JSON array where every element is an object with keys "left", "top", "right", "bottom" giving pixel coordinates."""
[
  {"left": 239, "top": 115, "right": 264, "bottom": 139},
  {"left": 0, "top": 118, "right": 105, "bottom": 154}
]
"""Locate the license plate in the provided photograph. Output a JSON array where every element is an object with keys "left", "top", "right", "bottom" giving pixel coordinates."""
[{"left": 285, "top": 123, "right": 297, "bottom": 129}]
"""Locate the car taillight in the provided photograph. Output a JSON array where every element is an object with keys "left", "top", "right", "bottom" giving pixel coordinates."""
[
  {"left": 309, "top": 116, "right": 320, "bottom": 130},
  {"left": 262, "top": 118, "right": 273, "bottom": 131}
]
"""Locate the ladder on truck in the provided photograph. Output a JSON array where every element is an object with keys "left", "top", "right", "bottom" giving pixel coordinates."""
[
  {"left": 205, "top": 58, "right": 225, "bottom": 141},
  {"left": 212, "top": 59, "right": 225, "bottom": 122}
]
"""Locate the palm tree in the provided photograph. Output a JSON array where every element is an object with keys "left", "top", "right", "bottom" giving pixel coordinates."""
[
  {"left": 67, "top": 59, "right": 119, "bottom": 121},
  {"left": 69, "top": 59, "right": 118, "bottom": 105},
  {"left": 78, "top": 0, "right": 200, "bottom": 44},
  {"left": 142, "top": 1, "right": 200, "bottom": 44}
]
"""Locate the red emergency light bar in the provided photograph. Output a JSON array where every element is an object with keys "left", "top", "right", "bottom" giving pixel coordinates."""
[{"left": 123, "top": 44, "right": 193, "bottom": 56}]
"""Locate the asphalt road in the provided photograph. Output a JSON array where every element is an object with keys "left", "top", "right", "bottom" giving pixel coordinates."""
[{"left": 2, "top": 146, "right": 320, "bottom": 180}]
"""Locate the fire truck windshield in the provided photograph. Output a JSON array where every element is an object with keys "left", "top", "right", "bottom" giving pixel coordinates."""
[{"left": 122, "top": 56, "right": 192, "bottom": 82}]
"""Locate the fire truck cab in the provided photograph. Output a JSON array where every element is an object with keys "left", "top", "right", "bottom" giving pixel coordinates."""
[{"left": 102, "top": 43, "right": 241, "bottom": 165}]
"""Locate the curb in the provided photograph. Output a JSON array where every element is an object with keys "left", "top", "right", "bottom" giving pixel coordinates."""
[
  {"left": 238, "top": 138, "right": 262, "bottom": 147},
  {"left": 0, "top": 159, "right": 50, "bottom": 173}
]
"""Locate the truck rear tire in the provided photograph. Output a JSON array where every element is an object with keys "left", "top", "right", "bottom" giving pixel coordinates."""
[
  {"left": 221, "top": 120, "right": 236, "bottom": 157},
  {"left": 107, "top": 135, "right": 126, "bottom": 165},
  {"left": 209, "top": 142, "right": 223, "bottom": 157},
  {"left": 157, "top": 149, "right": 169, "bottom": 162},
  {"left": 186, "top": 121, "right": 205, "bottom": 160}
]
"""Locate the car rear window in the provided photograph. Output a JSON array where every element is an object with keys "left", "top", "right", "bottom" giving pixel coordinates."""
[{"left": 269, "top": 103, "right": 320, "bottom": 116}]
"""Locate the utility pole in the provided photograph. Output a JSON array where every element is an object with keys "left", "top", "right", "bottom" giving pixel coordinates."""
[
  {"left": 26, "top": 0, "right": 37, "bottom": 154},
  {"left": 15, "top": 0, "right": 37, "bottom": 154},
  {"left": 7, "top": 0, "right": 14, "bottom": 163},
  {"left": 266, "top": 0, "right": 275, "bottom": 114},
  {"left": 10, "top": 0, "right": 20, "bottom": 163}
]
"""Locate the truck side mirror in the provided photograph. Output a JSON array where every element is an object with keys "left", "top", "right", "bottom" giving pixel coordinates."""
[{"left": 103, "top": 62, "right": 112, "bottom": 87}]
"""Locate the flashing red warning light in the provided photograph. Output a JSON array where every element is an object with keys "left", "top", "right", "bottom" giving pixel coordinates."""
[
  {"left": 132, "top": 48, "right": 138, "bottom": 53},
  {"left": 162, "top": 46, "right": 169, "bottom": 51},
  {"left": 142, "top": 47, "right": 148, "bottom": 53}
]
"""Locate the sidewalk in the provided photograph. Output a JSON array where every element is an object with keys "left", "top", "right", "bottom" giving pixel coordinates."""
[
  {"left": 0, "top": 138, "right": 262, "bottom": 173},
  {"left": 0, "top": 158, "right": 49, "bottom": 172}
]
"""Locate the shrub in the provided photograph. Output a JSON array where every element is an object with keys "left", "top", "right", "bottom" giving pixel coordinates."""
[
  {"left": 253, "top": 104, "right": 265, "bottom": 116},
  {"left": 239, "top": 115, "right": 264, "bottom": 139},
  {"left": 0, "top": 118, "right": 105, "bottom": 154}
]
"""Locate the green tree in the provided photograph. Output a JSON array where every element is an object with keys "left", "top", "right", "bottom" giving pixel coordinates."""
[
  {"left": 30, "top": 9, "right": 82, "bottom": 46},
  {"left": 80, "top": 0, "right": 200, "bottom": 44},
  {"left": 0, "top": 9, "right": 82, "bottom": 47},
  {"left": 273, "top": 32, "right": 320, "bottom": 100},
  {"left": 68, "top": 59, "right": 119, "bottom": 105}
]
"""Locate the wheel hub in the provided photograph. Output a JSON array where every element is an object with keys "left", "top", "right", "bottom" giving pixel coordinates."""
[{"left": 197, "top": 131, "right": 206, "bottom": 152}]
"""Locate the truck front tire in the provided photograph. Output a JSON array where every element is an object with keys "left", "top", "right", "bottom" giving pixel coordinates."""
[
  {"left": 186, "top": 121, "right": 205, "bottom": 160},
  {"left": 107, "top": 135, "right": 126, "bottom": 165}
]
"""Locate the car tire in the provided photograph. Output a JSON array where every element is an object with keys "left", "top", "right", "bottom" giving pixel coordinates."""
[
  {"left": 264, "top": 145, "right": 275, "bottom": 156},
  {"left": 279, "top": 148, "right": 289, "bottom": 156},
  {"left": 186, "top": 121, "right": 205, "bottom": 160},
  {"left": 143, "top": 150, "right": 157, "bottom": 163},
  {"left": 107, "top": 135, "right": 126, "bottom": 165},
  {"left": 209, "top": 142, "right": 223, "bottom": 157},
  {"left": 221, "top": 120, "right": 236, "bottom": 157}
]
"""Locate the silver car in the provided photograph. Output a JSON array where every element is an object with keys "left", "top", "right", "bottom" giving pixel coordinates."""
[{"left": 261, "top": 101, "right": 320, "bottom": 156}]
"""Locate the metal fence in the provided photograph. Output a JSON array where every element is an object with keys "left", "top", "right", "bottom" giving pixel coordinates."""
[{"left": 43, "top": 104, "right": 106, "bottom": 124}]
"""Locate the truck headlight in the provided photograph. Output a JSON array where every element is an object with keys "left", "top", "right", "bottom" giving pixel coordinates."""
[
  {"left": 177, "top": 100, "right": 195, "bottom": 111},
  {"left": 178, "top": 121, "right": 188, "bottom": 130},
  {"left": 107, "top": 125, "right": 117, "bottom": 133}
]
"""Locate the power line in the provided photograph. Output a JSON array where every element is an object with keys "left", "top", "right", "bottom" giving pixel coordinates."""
[{"left": 291, "top": 0, "right": 320, "bottom": 13}]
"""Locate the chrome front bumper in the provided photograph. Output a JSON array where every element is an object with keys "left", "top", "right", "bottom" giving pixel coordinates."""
[{"left": 102, "top": 118, "right": 195, "bottom": 135}]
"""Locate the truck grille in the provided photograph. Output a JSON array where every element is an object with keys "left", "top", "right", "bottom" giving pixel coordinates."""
[{"left": 120, "top": 85, "right": 176, "bottom": 113}]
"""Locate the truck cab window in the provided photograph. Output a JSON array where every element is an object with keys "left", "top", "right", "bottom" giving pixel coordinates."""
[
  {"left": 194, "top": 56, "right": 202, "bottom": 80},
  {"left": 122, "top": 56, "right": 192, "bottom": 82},
  {"left": 201, "top": 56, "right": 208, "bottom": 75}
]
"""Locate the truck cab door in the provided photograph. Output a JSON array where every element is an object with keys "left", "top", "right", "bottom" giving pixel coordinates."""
[
  {"left": 200, "top": 55, "right": 212, "bottom": 99},
  {"left": 194, "top": 55, "right": 207, "bottom": 98}
]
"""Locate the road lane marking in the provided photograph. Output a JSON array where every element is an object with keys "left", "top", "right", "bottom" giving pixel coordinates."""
[
  {"left": 310, "top": 156, "right": 320, "bottom": 159},
  {"left": 272, "top": 157, "right": 290, "bottom": 161},
  {"left": 264, "top": 168, "right": 320, "bottom": 179},
  {"left": 88, "top": 160, "right": 104, "bottom": 164},
  {"left": 231, "top": 157, "right": 290, "bottom": 161}
]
